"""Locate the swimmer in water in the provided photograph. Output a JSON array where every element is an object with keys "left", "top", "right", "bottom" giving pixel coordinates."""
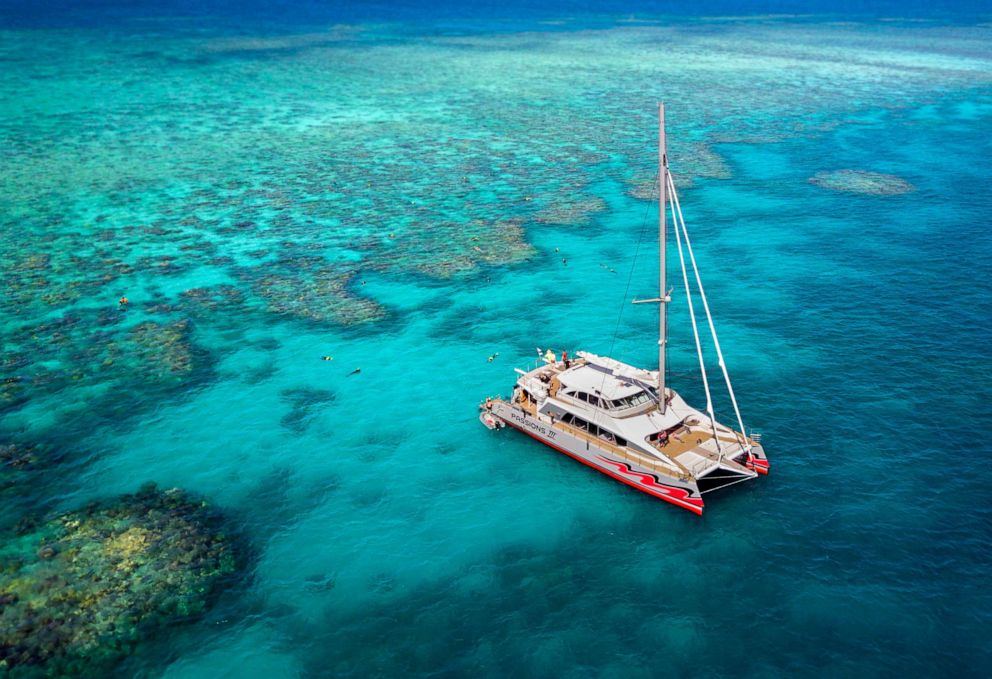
[
  {"left": 487, "top": 352, "right": 500, "bottom": 363},
  {"left": 321, "top": 356, "right": 333, "bottom": 361},
  {"left": 347, "top": 368, "right": 361, "bottom": 377},
  {"left": 118, "top": 296, "right": 129, "bottom": 307}
]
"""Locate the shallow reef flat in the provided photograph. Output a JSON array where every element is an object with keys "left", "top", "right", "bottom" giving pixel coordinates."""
[{"left": 1, "top": 19, "right": 988, "bottom": 438}]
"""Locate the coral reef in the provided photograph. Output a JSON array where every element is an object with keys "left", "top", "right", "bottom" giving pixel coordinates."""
[
  {"left": 127, "top": 320, "right": 197, "bottom": 376},
  {"left": 379, "top": 219, "right": 536, "bottom": 278},
  {"left": 0, "top": 312, "right": 209, "bottom": 425},
  {"left": 809, "top": 170, "right": 915, "bottom": 196},
  {"left": 626, "top": 178, "right": 660, "bottom": 201},
  {"left": 0, "top": 485, "right": 240, "bottom": 676},
  {"left": 0, "top": 377, "right": 28, "bottom": 412},
  {"left": 625, "top": 143, "right": 731, "bottom": 199},
  {"left": 535, "top": 196, "right": 607, "bottom": 226},
  {"left": 3, "top": 20, "right": 972, "bottom": 432},
  {"left": 0, "top": 442, "right": 78, "bottom": 536},
  {"left": 179, "top": 286, "right": 246, "bottom": 317},
  {"left": 0, "top": 444, "right": 56, "bottom": 483},
  {"left": 252, "top": 266, "right": 385, "bottom": 325}
]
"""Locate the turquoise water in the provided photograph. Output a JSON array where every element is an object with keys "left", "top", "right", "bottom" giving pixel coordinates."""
[{"left": 2, "top": 4, "right": 991, "bottom": 676}]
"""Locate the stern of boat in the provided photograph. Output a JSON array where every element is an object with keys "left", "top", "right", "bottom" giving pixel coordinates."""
[
  {"left": 744, "top": 434, "right": 770, "bottom": 475},
  {"left": 677, "top": 435, "right": 770, "bottom": 497}
]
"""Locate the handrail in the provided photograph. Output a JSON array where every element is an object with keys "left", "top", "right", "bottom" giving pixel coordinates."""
[
  {"left": 499, "top": 396, "right": 704, "bottom": 483},
  {"left": 553, "top": 418, "right": 689, "bottom": 481}
]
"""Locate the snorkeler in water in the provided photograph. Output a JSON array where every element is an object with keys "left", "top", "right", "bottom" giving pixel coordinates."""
[
  {"left": 321, "top": 356, "right": 333, "bottom": 361},
  {"left": 487, "top": 352, "right": 500, "bottom": 363},
  {"left": 347, "top": 368, "right": 361, "bottom": 376}
]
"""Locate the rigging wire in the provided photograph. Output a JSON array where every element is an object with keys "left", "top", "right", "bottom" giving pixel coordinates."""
[
  {"left": 669, "top": 178, "right": 723, "bottom": 456},
  {"left": 668, "top": 172, "right": 752, "bottom": 459}
]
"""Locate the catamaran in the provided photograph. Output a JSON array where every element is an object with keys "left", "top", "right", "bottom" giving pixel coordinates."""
[{"left": 479, "top": 104, "right": 769, "bottom": 515}]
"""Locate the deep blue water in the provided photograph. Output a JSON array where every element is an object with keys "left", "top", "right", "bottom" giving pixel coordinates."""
[{"left": 1, "top": 2, "right": 991, "bottom": 677}]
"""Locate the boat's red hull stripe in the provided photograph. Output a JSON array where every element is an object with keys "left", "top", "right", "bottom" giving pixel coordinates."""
[
  {"left": 748, "top": 458, "right": 770, "bottom": 475},
  {"left": 502, "top": 418, "right": 704, "bottom": 515},
  {"left": 595, "top": 457, "right": 705, "bottom": 513}
]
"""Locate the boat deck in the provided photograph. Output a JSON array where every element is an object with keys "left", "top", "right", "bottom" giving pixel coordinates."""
[
  {"left": 513, "top": 384, "right": 755, "bottom": 481},
  {"left": 549, "top": 416, "right": 690, "bottom": 481}
]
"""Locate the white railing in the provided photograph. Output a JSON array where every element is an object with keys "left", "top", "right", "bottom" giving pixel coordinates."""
[
  {"left": 557, "top": 421, "right": 688, "bottom": 481},
  {"left": 691, "top": 458, "right": 713, "bottom": 478}
]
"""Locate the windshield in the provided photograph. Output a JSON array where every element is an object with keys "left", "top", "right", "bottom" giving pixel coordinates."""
[{"left": 609, "top": 391, "right": 652, "bottom": 409}]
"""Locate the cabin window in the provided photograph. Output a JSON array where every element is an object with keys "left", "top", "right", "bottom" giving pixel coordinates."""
[
  {"left": 615, "top": 436, "right": 627, "bottom": 447},
  {"left": 561, "top": 413, "right": 574, "bottom": 424},
  {"left": 613, "top": 391, "right": 651, "bottom": 409}
]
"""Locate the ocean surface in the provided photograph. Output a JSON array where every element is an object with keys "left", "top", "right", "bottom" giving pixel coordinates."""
[{"left": 1, "top": 1, "right": 991, "bottom": 676}]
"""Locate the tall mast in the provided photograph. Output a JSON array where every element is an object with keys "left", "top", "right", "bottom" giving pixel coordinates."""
[
  {"left": 658, "top": 102, "right": 669, "bottom": 413},
  {"left": 632, "top": 104, "right": 671, "bottom": 411}
]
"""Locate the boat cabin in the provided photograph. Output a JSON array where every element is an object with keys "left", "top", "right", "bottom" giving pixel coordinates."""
[{"left": 555, "top": 363, "right": 658, "bottom": 416}]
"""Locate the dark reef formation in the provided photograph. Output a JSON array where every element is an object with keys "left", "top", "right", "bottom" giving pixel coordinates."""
[
  {"left": 534, "top": 196, "right": 607, "bottom": 226},
  {"left": 252, "top": 265, "right": 385, "bottom": 325},
  {"left": 0, "top": 443, "right": 70, "bottom": 536},
  {"left": 377, "top": 218, "right": 536, "bottom": 278},
  {"left": 809, "top": 169, "right": 915, "bottom": 196},
  {"left": 0, "top": 307, "right": 215, "bottom": 432},
  {"left": 0, "top": 485, "right": 241, "bottom": 677},
  {"left": 0, "top": 444, "right": 59, "bottom": 493}
]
